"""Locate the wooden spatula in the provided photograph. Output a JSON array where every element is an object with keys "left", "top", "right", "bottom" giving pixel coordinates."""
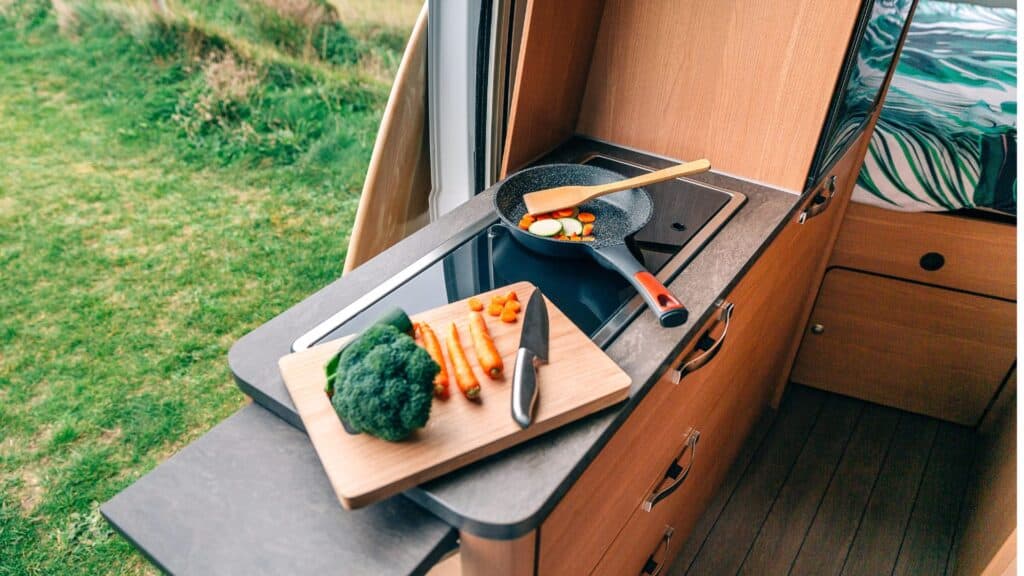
[{"left": 523, "top": 159, "right": 712, "bottom": 215}]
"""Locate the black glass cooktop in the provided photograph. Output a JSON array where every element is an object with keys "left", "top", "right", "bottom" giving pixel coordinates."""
[{"left": 295, "top": 139, "right": 746, "bottom": 351}]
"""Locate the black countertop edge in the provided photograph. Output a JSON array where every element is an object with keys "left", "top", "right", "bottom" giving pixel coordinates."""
[
  {"left": 102, "top": 404, "right": 459, "bottom": 576},
  {"left": 228, "top": 153, "right": 805, "bottom": 538}
]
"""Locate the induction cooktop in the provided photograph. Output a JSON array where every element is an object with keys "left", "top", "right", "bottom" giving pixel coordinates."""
[{"left": 292, "top": 138, "right": 746, "bottom": 351}]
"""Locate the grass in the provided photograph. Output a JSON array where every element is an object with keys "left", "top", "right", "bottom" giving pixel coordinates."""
[{"left": 0, "top": 1, "right": 420, "bottom": 573}]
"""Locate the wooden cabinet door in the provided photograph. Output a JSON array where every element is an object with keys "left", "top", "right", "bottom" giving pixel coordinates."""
[
  {"left": 536, "top": 313, "right": 723, "bottom": 576},
  {"left": 767, "top": 126, "right": 872, "bottom": 405}
]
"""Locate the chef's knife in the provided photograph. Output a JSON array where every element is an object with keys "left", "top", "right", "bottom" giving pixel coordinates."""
[{"left": 512, "top": 289, "right": 549, "bottom": 428}]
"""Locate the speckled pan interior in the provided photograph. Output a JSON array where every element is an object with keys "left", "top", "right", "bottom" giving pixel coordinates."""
[{"left": 494, "top": 163, "right": 652, "bottom": 249}]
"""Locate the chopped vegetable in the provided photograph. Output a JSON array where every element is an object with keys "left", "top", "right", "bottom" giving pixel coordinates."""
[
  {"left": 415, "top": 322, "right": 450, "bottom": 399},
  {"left": 491, "top": 294, "right": 508, "bottom": 306},
  {"left": 500, "top": 306, "right": 518, "bottom": 323},
  {"left": 446, "top": 322, "right": 481, "bottom": 399},
  {"left": 487, "top": 302, "right": 503, "bottom": 316},
  {"left": 557, "top": 218, "right": 583, "bottom": 236},
  {"left": 469, "top": 312, "right": 503, "bottom": 379},
  {"left": 522, "top": 208, "right": 599, "bottom": 242},
  {"left": 503, "top": 299, "right": 521, "bottom": 314},
  {"left": 331, "top": 324, "right": 438, "bottom": 441},
  {"left": 468, "top": 297, "right": 484, "bottom": 311},
  {"left": 505, "top": 290, "right": 518, "bottom": 302},
  {"left": 528, "top": 219, "right": 563, "bottom": 237}
]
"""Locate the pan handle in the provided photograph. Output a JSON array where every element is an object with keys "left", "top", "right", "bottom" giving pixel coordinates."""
[{"left": 592, "top": 244, "right": 689, "bottom": 328}]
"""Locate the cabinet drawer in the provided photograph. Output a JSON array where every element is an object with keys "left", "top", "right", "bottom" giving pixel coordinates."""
[
  {"left": 792, "top": 269, "right": 1015, "bottom": 425},
  {"left": 538, "top": 305, "right": 731, "bottom": 576},
  {"left": 593, "top": 332, "right": 753, "bottom": 573},
  {"left": 829, "top": 203, "right": 1016, "bottom": 300}
]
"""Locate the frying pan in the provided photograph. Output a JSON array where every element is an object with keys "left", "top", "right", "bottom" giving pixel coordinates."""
[{"left": 494, "top": 164, "right": 688, "bottom": 327}]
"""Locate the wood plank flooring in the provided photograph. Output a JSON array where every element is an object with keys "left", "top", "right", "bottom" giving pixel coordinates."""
[{"left": 671, "top": 385, "right": 976, "bottom": 576}]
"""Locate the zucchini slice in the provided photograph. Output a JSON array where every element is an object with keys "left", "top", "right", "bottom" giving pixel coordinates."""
[
  {"left": 557, "top": 218, "right": 584, "bottom": 237},
  {"left": 528, "top": 219, "right": 563, "bottom": 237}
]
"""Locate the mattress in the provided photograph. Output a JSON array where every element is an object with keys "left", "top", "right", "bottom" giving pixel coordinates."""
[{"left": 853, "top": 0, "right": 1017, "bottom": 215}]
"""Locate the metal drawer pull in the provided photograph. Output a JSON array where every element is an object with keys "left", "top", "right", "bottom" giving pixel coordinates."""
[
  {"left": 672, "top": 300, "right": 733, "bottom": 384},
  {"left": 643, "top": 429, "right": 701, "bottom": 512},
  {"left": 799, "top": 175, "right": 836, "bottom": 224},
  {"left": 641, "top": 525, "right": 675, "bottom": 576}
]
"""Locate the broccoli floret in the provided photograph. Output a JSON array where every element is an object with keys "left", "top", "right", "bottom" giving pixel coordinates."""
[{"left": 331, "top": 323, "right": 439, "bottom": 441}]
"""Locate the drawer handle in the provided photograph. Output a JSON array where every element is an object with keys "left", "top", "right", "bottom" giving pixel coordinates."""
[
  {"left": 672, "top": 300, "right": 733, "bottom": 384},
  {"left": 798, "top": 175, "right": 836, "bottom": 224},
  {"left": 641, "top": 525, "right": 675, "bottom": 576},
  {"left": 643, "top": 429, "right": 700, "bottom": 512}
]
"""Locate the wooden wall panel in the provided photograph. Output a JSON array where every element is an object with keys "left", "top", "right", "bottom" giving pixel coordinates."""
[
  {"left": 577, "top": 0, "right": 862, "bottom": 191},
  {"left": 500, "top": 0, "right": 606, "bottom": 175},
  {"left": 955, "top": 395, "right": 1016, "bottom": 576}
]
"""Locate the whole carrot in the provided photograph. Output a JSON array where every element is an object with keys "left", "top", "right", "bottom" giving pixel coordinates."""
[
  {"left": 446, "top": 322, "right": 480, "bottom": 400},
  {"left": 468, "top": 312, "right": 503, "bottom": 379},
  {"left": 415, "top": 322, "right": 450, "bottom": 399}
]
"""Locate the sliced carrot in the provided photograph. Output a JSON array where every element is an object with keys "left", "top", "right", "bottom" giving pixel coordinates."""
[
  {"left": 445, "top": 322, "right": 480, "bottom": 400},
  {"left": 415, "top": 322, "right": 450, "bottom": 399},
  {"left": 491, "top": 294, "right": 507, "bottom": 306},
  {"left": 553, "top": 208, "right": 576, "bottom": 218},
  {"left": 500, "top": 307, "right": 517, "bottom": 323},
  {"left": 577, "top": 212, "right": 596, "bottom": 223},
  {"left": 469, "top": 312, "right": 503, "bottom": 379},
  {"left": 503, "top": 299, "right": 521, "bottom": 314},
  {"left": 487, "top": 302, "right": 503, "bottom": 316},
  {"left": 517, "top": 219, "right": 531, "bottom": 230},
  {"left": 582, "top": 223, "right": 594, "bottom": 236},
  {"left": 505, "top": 290, "right": 518, "bottom": 302},
  {"left": 468, "top": 297, "right": 484, "bottom": 311},
  {"left": 582, "top": 236, "right": 595, "bottom": 242}
]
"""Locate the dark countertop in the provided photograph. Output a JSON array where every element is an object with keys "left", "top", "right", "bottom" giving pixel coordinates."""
[
  {"left": 228, "top": 155, "right": 803, "bottom": 539},
  {"left": 101, "top": 404, "right": 458, "bottom": 576}
]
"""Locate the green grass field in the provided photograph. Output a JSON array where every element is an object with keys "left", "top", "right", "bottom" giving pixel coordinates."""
[{"left": 0, "top": 1, "right": 419, "bottom": 573}]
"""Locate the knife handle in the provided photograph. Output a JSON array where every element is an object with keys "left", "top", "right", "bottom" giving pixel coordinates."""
[{"left": 512, "top": 347, "right": 541, "bottom": 428}]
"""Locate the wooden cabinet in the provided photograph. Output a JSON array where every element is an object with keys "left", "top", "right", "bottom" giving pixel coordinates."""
[
  {"left": 793, "top": 159, "right": 1017, "bottom": 426},
  {"left": 535, "top": 137, "right": 866, "bottom": 575},
  {"left": 791, "top": 270, "right": 1015, "bottom": 426},
  {"left": 536, "top": 310, "right": 726, "bottom": 575}
]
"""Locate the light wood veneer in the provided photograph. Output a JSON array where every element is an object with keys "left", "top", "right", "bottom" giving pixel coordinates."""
[{"left": 576, "top": 0, "right": 863, "bottom": 191}]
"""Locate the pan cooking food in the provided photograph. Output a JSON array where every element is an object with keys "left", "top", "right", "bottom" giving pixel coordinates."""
[{"left": 494, "top": 164, "right": 690, "bottom": 328}]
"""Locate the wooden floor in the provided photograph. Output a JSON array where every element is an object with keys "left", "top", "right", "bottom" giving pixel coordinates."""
[{"left": 670, "top": 385, "right": 976, "bottom": 576}]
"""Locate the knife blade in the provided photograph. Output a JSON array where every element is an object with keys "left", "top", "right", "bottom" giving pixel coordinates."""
[{"left": 512, "top": 289, "right": 549, "bottom": 428}]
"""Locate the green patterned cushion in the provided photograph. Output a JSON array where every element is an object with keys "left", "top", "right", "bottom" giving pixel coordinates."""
[{"left": 855, "top": 0, "right": 1017, "bottom": 214}]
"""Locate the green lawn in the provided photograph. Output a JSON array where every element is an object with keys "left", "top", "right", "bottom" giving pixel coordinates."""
[{"left": 0, "top": 1, "right": 418, "bottom": 573}]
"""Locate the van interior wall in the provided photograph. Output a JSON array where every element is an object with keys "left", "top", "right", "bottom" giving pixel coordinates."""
[
  {"left": 501, "top": 0, "right": 863, "bottom": 191},
  {"left": 955, "top": 372, "right": 1016, "bottom": 576},
  {"left": 499, "top": 0, "right": 605, "bottom": 175}
]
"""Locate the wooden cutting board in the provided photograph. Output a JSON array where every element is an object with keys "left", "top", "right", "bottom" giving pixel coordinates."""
[{"left": 279, "top": 281, "right": 631, "bottom": 510}]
